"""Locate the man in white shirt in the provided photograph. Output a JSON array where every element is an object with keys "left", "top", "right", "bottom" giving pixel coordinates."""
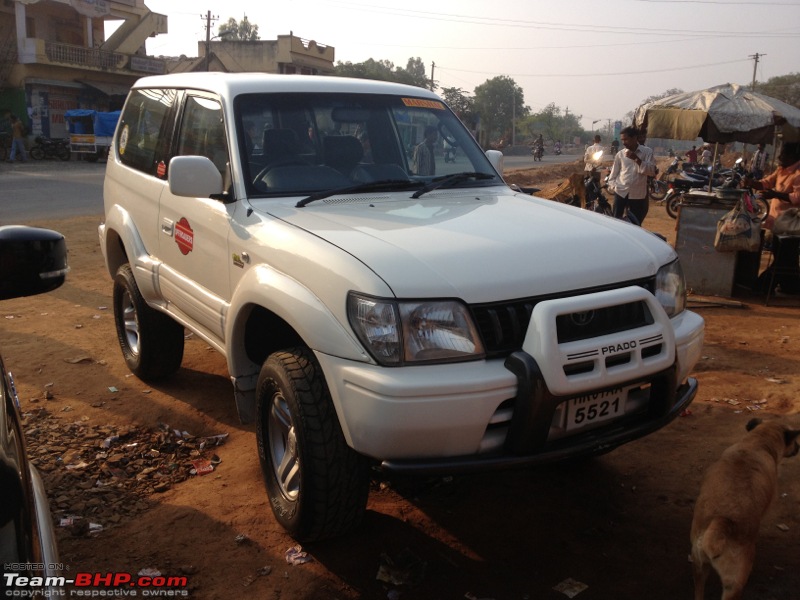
[
  {"left": 606, "top": 126, "right": 656, "bottom": 226},
  {"left": 584, "top": 134, "right": 604, "bottom": 172}
]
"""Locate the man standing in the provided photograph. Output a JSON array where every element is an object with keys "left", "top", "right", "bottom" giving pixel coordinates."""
[
  {"left": 584, "top": 134, "right": 603, "bottom": 172},
  {"left": 413, "top": 125, "right": 437, "bottom": 176},
  {"left": 8, "top": 115, "right": 28, "bottom": 162},
  {"left": 606, "top": 126, "right": 656, "bottom": 226},
  {"left": 685, "top": 145, "right": 698, "bottom": 163},
  {"left": 750, "top": 143, "right": 768, "bottom": 180}
]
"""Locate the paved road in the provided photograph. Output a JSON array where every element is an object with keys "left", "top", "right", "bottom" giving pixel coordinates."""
[
  {"left": 503, "top": 152, "right": 580, "bottom": 170},
  {"left": 1, "top": 160, "right": 105, "bottom": 223}
]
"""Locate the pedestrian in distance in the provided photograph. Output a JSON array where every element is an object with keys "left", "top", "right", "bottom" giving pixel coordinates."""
[
  {"left": 685, "top": 145, "right": 698, "bottom": 164},
  {"left": 750, "top": 143, "right": 768, "bottom": 180},
  {"left": 412, "top": 125, "right": 438, "bottom": 176},
  {"left": 8, "top": 115, "right": 28, "bottom": 162},
  {"left": 606, "top": 126, "right": 656, "bottom": 226}
]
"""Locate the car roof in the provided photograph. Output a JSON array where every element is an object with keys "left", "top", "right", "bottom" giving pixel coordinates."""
[{"left": 131, "top": 73, "right": 440, "bottom": 100}]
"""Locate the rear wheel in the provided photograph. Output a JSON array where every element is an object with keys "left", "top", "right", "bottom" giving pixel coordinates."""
[
  {"left": 113, "top": 264, "right": 184, "bottom": 379},
  {"left": 256, "top": 347, "right": 370, "bottom": 542},
  {"left": 57, "top": 146, "right": 71, "bottom": 161}
]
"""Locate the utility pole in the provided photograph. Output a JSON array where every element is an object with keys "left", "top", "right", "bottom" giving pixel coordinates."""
[
  {"left": 430, "top": 61, "right": 435, "bottom": 91},
  {"left": 749, "top": 52, "right": 764, "bottom": 91},
  {"left": 202, "top": 11, "right": 218, "bottom": 72}
]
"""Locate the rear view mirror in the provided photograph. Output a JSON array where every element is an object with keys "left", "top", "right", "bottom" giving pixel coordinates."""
[{"left": 0, "top": 226, "right": 68, "bottom": 300}]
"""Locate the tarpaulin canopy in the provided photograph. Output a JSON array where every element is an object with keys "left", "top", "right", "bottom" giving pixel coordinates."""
[
  {"left": 633, "top": 83, "right": 800, "bottom": 145},
  {"left": 64, "top": 110, "right": 120, "bottom": 137}
]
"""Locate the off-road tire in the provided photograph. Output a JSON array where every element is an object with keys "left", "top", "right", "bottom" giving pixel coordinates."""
[
  {"left": 256, "top": 347, "right": 370, "bottom": 542},
  {"left": 113, "top": 264, "right": 184, "bottom": 380}
]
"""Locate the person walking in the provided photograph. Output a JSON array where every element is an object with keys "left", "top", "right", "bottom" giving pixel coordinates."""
[
  {"left": 8, "top": 115, "right": 28, "bottom": 162},
  {"left": 606, "top": 126, "right": 656, "bottom": 226}
]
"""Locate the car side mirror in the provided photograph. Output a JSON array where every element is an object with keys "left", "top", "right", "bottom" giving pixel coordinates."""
[
  {"left": 168, "top": 156, "right": 224, "bottom": 199},
  {"left": 485, "top": 149, "right": 504, "bottom": 175},
  {"left": 0, "top": 226, "right": 68, "bottom": 300}
]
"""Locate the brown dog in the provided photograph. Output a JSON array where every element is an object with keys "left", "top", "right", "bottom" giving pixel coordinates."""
[{"left": 690, "top": 417, "right": 800, "bottom": 600}]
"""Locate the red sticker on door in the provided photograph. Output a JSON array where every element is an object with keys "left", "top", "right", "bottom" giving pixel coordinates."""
[{"left": 175, "top": 218, "right": 194, "bottom": 255}]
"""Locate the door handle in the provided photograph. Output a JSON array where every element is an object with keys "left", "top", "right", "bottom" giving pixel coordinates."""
[{"left": 161, "top": 219, "right": 174, "bottom": 236}]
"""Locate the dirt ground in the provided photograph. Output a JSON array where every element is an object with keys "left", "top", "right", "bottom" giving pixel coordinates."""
[{"left": 3, "top": 158, "right": 800, "bottom": 600}]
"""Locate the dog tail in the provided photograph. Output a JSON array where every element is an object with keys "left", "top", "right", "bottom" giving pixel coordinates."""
[{"left": 699, "top": 517, "right": 732, "bottom": 559}]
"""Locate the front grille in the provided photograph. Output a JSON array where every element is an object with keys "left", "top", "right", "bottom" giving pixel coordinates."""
[{"left": 470, "top": 278, "right": 656, "bottom": 358}]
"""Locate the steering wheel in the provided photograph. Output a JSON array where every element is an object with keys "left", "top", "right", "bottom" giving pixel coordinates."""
[
  {"left": 253, "top": 158, "right": 310, "bottom": 185},
  {"left": 437, "top": 123, "right": 459, "bottom": 148}
]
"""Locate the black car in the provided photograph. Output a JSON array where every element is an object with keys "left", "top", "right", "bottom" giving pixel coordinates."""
[{"left": 1, "top": 225, "right": 68, "bottom": 581}]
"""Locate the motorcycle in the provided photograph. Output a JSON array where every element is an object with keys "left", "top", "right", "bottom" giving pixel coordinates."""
[
  {"left": 532, "top": 144, "right": 544, "bottom": 161},
  {"left": 29, "top": 136, "right": 71, "bottom": 161},
  {"left": 584, "top": 151, "right": 613, "bottom": 216},
  {"left": 553, "top": 143, "right": 562, "bottom": 156},
  {"left": 664, "top": 158, "right": 765, "bottom": 220}
]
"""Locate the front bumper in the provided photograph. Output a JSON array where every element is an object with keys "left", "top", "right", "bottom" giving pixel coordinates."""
[{"left": 318, "top": 304, "right": 703, "bottom": 473}]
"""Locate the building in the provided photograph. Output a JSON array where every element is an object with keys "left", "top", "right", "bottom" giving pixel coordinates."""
[{"left": 0, "top": 1, "right": 335, "bottom": 139}]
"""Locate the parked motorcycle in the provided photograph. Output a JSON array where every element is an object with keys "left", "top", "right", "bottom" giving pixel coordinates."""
[
  {"left": 29, "top": 136, "right": 71, "bottom": 161},
  {"left": 664, "top": 158, "right": 765, "bottom": 220}
]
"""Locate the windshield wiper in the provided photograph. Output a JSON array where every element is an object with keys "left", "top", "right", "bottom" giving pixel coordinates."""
[
  {"left": 411, "top": 172, "right": 496, "bottom": 199},
  {"left": 296, "top": 179, "right": 419, "bottom": 207}
]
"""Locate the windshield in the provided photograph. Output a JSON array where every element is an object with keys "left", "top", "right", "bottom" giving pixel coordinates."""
[{"left": 234, "top": 92, "right": 501, "bottom": 197}]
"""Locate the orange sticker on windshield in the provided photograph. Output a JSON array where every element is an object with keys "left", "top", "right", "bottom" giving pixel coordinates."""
[{"left": 401, "top": 98, "right": 445, "bottom": 110}]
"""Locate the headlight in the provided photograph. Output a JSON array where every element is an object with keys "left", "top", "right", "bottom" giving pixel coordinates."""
[
  {"left": 655, "top": 259, "right": 686, "bottom": 317},
  {"left": 347, "top": 293, "right": 485, "bottom": 366}
]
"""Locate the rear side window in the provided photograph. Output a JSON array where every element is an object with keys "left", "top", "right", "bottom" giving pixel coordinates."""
[{"left": 116, "top": 88, "right": 176, "bottom": 175}]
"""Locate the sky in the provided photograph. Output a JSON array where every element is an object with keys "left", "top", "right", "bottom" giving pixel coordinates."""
[{"left": 138, "top": 0, "right": 800, "bottom": 131}]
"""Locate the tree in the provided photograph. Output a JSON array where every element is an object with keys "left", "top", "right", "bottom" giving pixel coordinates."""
[
  {"left": 218, "top": 15, "right": 260, "bottom": 41},
  {"left": 519, "top": 103, "right": 582, "bottom": 144},
  {"left": 333, "top": 57, "right": 430, "bottom": 89},
  {"left": 756, "top": 72, "right": 800, "bottom": 109},
  {"left": 473, "top": 76, "right": 527, "bottom": 147},
  {"left": 441, "top": 87, "right": 476, "bottom": 128}
]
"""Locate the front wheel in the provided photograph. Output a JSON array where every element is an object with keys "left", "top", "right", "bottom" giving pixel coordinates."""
[
  {"left": 113, "top": 264, "right": 184, "bottom": 380},
  {"left": 649, "top": 179, "right": 668, "bottom": 200},
  {"left": 256, "top": 347, "right": 370, "bottom": 542},
  {"left": 665, "top": 193, "right": 681, "bottom": 219},
  {"left": 30, "top": 146, "right": 45, "bottom": 160}
]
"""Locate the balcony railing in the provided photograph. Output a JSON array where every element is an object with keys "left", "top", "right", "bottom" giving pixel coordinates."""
[{"left": 45, "top": 41, "right": 125, "bottom": 70}]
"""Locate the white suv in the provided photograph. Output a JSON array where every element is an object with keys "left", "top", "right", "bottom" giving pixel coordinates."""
[{"left": 99, "top": 72, "right": 704, "bottom": 542}]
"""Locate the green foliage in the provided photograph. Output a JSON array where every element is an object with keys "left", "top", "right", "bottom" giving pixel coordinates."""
[
  {"left": 756, "top": 73, "right": 800, "bottom": 109},
  {"left": 218, "top": 15, "right": 260, "bottom": 41},
  {"left": 440, "top": 87, "right": 476, "bottom": 127},
  {"left": 473, "top": 76, "right": 528, "bottom": 145},
  {"left": 333, "top": 57, "right": 430, "bottom": 89},
  {"left": 519, "top": 103, "right": 582, "bottom": 144}
]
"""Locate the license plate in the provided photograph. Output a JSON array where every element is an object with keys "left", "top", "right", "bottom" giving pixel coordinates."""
[{"left": 566, "top": 387, "right": 628, "bottom": 431}]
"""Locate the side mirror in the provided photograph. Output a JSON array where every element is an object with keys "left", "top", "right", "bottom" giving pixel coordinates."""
[
  {"left": 0, "top": 226, "right": 68, "bottom": 300},
  {"left": 485, "top": 149, "right": 504, "bottom": 174},
  {"left": 168, "top": 155, "right": 224, "bottom": 198}
]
